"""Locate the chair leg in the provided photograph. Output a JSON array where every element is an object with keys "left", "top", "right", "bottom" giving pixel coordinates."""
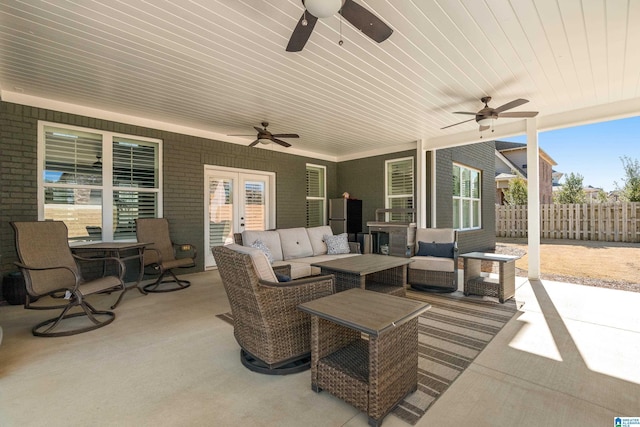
[
  {"left": 32, "top": 300, "right": 115, "bottom": 338},
  {"left": 143, "top": 270, "right": 191, "bottom": 293}
]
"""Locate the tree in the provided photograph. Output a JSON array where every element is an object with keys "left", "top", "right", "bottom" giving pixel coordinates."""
[
  {"left": 615, "top": 156, "right": 640, "bottom": 202},
  {"left": 596, "top": 189, "right": 609, "bottom": 203},
  {"left": 503, "top": 175, "right": 528, "bottom": 205},
  {"left": 555, "top": 172, "right": 586, "bottom": 204}
]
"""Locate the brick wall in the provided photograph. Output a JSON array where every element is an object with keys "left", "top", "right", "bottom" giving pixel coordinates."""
[
  {"left": 0, "top": 101, "right": 336, "bottom": 276},
  {"left": 0, "top": 100, "right": 494, "bottom": 281},
  {"left": 435, "top": 141, "right": 496, "bottom": 252}
]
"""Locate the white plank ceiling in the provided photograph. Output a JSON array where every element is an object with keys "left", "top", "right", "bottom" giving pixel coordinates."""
[{"left": 1, "top": 0, "right": 639, "bottom": 160}]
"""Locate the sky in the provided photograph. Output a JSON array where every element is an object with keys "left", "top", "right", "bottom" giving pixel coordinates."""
[{"left": 507, "top": 116, "right": 640, "bottom": 192}]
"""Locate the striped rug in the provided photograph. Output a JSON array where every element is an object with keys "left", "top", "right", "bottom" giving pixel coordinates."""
[{"left": 216, "top": 289, "right": 519, "bottom": 425}]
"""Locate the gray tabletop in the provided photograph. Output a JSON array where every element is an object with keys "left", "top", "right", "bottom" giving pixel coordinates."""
[
  {"left": 310, "top": 254, "right": 412, "bottom": 275},
  {"left": 298, "top": 288, "right": 430, "bottom": 336}
]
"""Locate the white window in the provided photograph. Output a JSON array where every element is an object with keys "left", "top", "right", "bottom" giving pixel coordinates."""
[
  {"left": 385, "top": 157, "right": 414, "bottom": 222},
  {"left": 453, "top": 163, "right": 481, "bottom": 230},
  {"left": 39, "top": 122, "right": 162, "bottom": 242},
  {"left": 306, "top": 164, "right": 326, "bottom": 227}
]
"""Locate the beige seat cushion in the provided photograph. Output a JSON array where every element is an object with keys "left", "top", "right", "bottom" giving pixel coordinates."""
[
  {"left": 306, "top": 225, "right": 333, "bottom": 256},
  {"left": 242, "top": 230, "right": 283, "bottom": 262},
  {"left": 272, "top": 260, "right": 311, "bottom": 279},
  {"left": 277, "top": 228, "right": 313, "bottom": 260},
  {"left": 225, "top": 244, "right": 277, "bottom": 282},
  {"left": 409, "top": 256, "right": 455, "bottom": 273}
]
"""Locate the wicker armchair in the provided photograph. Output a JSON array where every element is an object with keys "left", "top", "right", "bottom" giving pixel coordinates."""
[
  {"left": 212, "top": 244, "right": 335, "bottom": 375},
  {"left": 136, "top": 218, "right": 196, "bottom": 293},
  {"left": 11, "top": 221, "right": 126, "bottom": 337},
  {"left": 408, "top": 228, "right": 458, "bottom": 293}
]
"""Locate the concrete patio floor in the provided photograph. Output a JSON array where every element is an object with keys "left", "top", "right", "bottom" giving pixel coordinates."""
[{"left": 0, "top": 269, "right": 638, "bottom": 426}]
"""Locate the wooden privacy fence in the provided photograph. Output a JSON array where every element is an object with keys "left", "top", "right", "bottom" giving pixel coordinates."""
[{"left": 495, "top": 202, "right": 640, "bottom": 242}]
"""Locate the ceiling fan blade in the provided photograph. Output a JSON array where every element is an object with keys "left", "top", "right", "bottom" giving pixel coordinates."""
[
  {"left": 339, "top": 0, "right": 393, "bottom": 43},
  {"left": 272, "top": 138, "right": 292, "bottom": 147},
  {"left": 286, "top": 12, "right": 318, "bottom": 52},
  {"left": 452, "top": 111, "right": 477, "bottom": 115},
  {"left": 499, "top": 111, "right": 539, "bottom": 118},
  {"left": 493, "top": 98, "right": 529, "bottom": 113},
  {"left": 249, "top": 139, "right": 260, "bottom": 147},
  {"left": 271, "top": 133, "right": 299, "bottom": 138},
  {"left": 441, "top": 118, "right": 475, "bottom": 129},
  {"left": 253, "top": 126, "right": 265, "bottom": 133}
]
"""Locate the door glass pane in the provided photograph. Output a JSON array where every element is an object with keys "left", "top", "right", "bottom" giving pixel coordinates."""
[
  {"left": 209, "top": 178, "right": 233, "bottom": 247},
  {"left": 244, "top": 180, "right": 265, "bottom": 231}
]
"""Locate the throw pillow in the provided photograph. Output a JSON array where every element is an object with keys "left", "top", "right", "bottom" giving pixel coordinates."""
[
  {"left": 275, "top": 273, "right": 292, "bottom": 282},
  {"left": 324, "top": 233, "right": 351, "bottom": 255},
  {"left": 250, "top": 239, "right": 274, "bottom": 264},
  {"left": 416, "top": 241, "right": 454, "bottom": 258}
]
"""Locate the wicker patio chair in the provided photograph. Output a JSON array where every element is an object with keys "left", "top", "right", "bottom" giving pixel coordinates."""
[
  {"left": 136, "top": 218, "right": 197, "bottom": 293},
  {"left": 11, "top": 221, "right": 126, "bottom": 337},
  {"left": 212, "top": 244, "right": 335, "bottom": 375},
  {"left": 408, "top": 228, "right": 458, "bottom": 293}
]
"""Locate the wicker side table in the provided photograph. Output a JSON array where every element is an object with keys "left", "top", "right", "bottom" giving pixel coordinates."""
[
  {"left": 460, "top": 252, "right": 522, "bottom": 303},
  {"left": 299, "top": 289, "right": 430, "bottom": 427}
]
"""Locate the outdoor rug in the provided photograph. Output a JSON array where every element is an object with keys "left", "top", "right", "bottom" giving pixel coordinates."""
[{"left": 216, "top": 289, "right": 520, "bottom": 425}]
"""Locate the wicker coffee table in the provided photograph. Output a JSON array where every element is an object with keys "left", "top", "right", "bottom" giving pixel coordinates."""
[
  {"left": 310, "top": 254, "right": 411, "bottom": 297},
  {"left": 299, "top": 288, "right": 430, "bottom": 427}
]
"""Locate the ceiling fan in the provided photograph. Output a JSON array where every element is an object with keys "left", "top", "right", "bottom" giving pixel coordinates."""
[
  {"left": 286, "top": 0, "right": 393, "bottom": 52},
  {"left": 229, "top": 122, "right": 299, "bottom": 147},
  {"left": 441, "top": 96, "right": 539, "bottom": 131}
]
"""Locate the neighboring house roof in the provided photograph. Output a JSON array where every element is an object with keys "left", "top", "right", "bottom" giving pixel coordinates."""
[
  {"left": 495, "top": 148, "right": 527, "bottom": 178},
  {"left": 494, "top": 140, "right": 558, "bottom": 167}
]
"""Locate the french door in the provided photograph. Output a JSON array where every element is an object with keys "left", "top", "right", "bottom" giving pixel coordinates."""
[{"left": 204, "top": 166, "right": 275, "bottom": 268}]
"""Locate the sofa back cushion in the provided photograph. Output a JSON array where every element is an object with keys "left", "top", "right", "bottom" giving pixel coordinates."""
[
  {"left": 241, "top": 230, "right": 283, "bottom": 262},
  {"left": 306, "top": 225, "right": 333, "bottom": 256},
  {"left": 225, "top": 244, "right": 278, "bottom": 282},
  {"left": 277, "top": 227, "right": 313, "bottom": 260}
]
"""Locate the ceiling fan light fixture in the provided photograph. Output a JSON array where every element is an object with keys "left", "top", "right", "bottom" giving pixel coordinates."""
[
  {"left": 304, "top": 0, "right": 342, "bottom": 18},
  {"left": 258, "top": 137, "right": 272, "bottom": 145},
  {"left": 477, "top": 117, "right": 494, "bottom": 127}
]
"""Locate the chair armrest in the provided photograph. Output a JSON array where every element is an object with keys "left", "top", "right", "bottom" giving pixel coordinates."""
[
  {"left": 15, "top": 261, "right": 82, "bottom": 291},
  {"left": 272, "top": 264, "right": 292, "bottom": 277},
  {"left": 173, "top": 242, "right": 197, "bottom": 261},
  {"left": 348, "top": 242, "right": 361, "bottom": 254}
]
